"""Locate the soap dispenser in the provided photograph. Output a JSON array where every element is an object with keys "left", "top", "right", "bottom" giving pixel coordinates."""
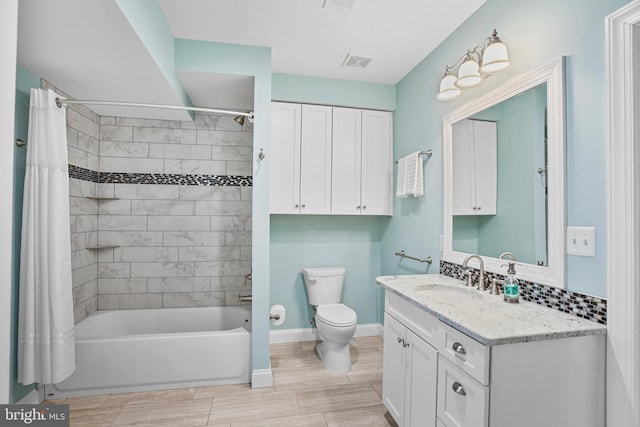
[{"left": 502, "top": 262, "right": 520, "bottom": 303}]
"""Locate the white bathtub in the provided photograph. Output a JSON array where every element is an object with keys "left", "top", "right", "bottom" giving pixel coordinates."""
[{"left": 45, "top": 306, "right": 251, "bottom": 398}]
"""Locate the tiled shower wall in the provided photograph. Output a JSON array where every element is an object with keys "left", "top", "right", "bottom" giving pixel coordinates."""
[
  {"left": 48, "top": 81, "right": 253, "bottom": 322},
  {"left": 95, "top": 114, "right": 253, "bottom": 311}
]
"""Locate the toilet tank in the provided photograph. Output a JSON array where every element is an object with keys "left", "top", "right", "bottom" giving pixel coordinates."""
[{"left": 302, "top": 267, "right": 346, "bottom": 306}]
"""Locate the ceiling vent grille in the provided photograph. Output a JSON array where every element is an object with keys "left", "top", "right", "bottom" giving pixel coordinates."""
[{"left": 342, "top": 53, "right": 373, "bottom": 69}]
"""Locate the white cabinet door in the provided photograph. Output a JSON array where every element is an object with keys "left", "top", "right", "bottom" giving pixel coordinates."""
[
  {"left": 300, "top": 104, "right": 333, "bottom": 214},
  {"left": 331, "top": 107, "right": 362, "bottom": 215},
  {"left": 383, "top": 313, "right": 407, "bottom": 425},
  {"left": 452, "top": 119, "right": 497, "bottom": 215},
  {"left": 270, "top": 102, "right": 301, "bottom": 214},
  {"left": 405, "top": 330, "right": 438, "bottom": 427},
  {"left": 361, "top": 110, "right": 393, "bottom": 215},
  {"left": 472, "top": 121, "right": 497, "bottom": 215}
]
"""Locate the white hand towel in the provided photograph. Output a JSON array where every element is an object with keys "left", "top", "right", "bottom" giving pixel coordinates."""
[
  {"left": 396, "top": 156, "right": 408, "bottom": 198},
  {"left": 397, "top": 151, "right": 424, "bottom": 198}
]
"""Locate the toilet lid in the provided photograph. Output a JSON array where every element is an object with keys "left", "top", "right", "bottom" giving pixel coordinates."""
[{"left": 316, "top": 304, "right": 357, "bottom": 327}]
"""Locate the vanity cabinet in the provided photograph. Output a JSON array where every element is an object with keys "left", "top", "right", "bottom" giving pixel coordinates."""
[
  {"left": 452, "top": 119, "right": 497, "bottom": 215},
  {"left": 383, "top": 291, "right": 605, "bottom": 427},
  {"left": 270, "top": 102, "right": 332, "bottom": 214},
  {"left": 270, "top": 102, "right": 393, "bottom": 215},
  {"left": 383, "top": 313, "right": 438, "bottom": 427},
  {"left": 331, "top": 108, "right": 393, "bottom": 215}
]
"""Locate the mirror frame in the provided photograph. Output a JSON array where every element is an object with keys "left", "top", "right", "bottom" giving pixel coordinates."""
[{"left": 442, "top": 58, "right": 566, "bottom": 288}]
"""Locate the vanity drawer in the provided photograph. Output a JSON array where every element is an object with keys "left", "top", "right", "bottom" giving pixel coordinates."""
[
  {"left": 385, "top": 291, "right": 440, "bottom": 347},
  {"left": 437, "top": 355, "right": 489, "bottom": 427},
  {"left": 438, "top": 321, "right": 490, "bottom": 385}
]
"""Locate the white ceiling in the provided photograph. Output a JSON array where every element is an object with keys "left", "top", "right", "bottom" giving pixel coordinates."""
[{"left": 17, "top": 0, "right": 485, "bottom": 120}]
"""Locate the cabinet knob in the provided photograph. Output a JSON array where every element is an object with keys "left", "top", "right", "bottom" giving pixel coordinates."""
[
  {"left": 362, "top": 205, "right": 367, "bottom": 210},
  {"left": 294, "top": 204, "right": 299, "bottom": 208},
  {"left": 301, "top": 204, "right": 306, "bottom": 208},
  {"left": 452, "top": 342, "right": 467, "bottom": 355},
  {"left": 477, "top": 206, "right": 482, "bottom": 211},
  {"left": 452, "top": 381, "right": 467, "bottom": 396},
  {"left": 356, "top": 205, "right": 361, "bottom": 209}
]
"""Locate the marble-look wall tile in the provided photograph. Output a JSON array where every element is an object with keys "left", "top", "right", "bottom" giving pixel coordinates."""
[
  {"left": 133, "top": 127, "right": 197, "bottom": 144},
  {"left": 114, "top": 247, "right": 179, "bottom": 263},
  {"left": 163, "top": 159, "right": 226, "bottom": 175},
  {"left": 98, "top": 231, "right": 164, "bottom": 247},
  {"left": 147, "top": 277, "right": 210, "bottom": 293},
  {"left": 149, "top": 143, "right": 211, "bottom": 160},
  {"left": 163, "top": 231, "right": 226, "bottom": 247},
  {"left": 98, "top": 278, "right": 147, "bottom": 295},
  {"left": 66, "top": 111, "right": 255, "bottom": 311},
  {"left": 130, "top": 200, "right": 195, "bottom": 216},
  {"left": 100, "top": 141, "right": 148, "bottom": 157},
  {"left": 98, "top": 294, "right": 162, "bottom": 310},
  {"left": 131, "top": 262, "right": 195, "bottom": 278},
  {"left": 99, "top": 156, "right": 164, "bottom": 174},
  {"left": 162, "top": 292, "right": 225, "bottom": 308}
]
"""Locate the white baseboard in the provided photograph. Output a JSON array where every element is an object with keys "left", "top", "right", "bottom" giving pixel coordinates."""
[
  {"left": 270, "top": 322, "right": 383, "bottom": 344},
  {"left": 251, "top": 368, "right": 273, "bottom": 389},
  {"left": 16, "top": 387, "right": 44, "bottom": 404}
]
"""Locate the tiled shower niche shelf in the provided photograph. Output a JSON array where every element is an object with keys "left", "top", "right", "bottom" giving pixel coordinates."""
[
  {"left": 86, "top": 245, "right": 120, "bottom": 250},
  {"left": 85, "top": 196, "right": 120, "bottom": 200}
]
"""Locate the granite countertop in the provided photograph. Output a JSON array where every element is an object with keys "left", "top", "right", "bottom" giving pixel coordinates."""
[{"left": 376, "top": 274, "right": 606, "bottom": 346}]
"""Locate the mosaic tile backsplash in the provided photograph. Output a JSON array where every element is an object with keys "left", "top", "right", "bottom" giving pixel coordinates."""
[{"left": 440, "top": 260, "right": 607, "bottom": 324}]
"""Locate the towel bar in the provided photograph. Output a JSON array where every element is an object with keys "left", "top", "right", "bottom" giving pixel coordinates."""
[
  {"left": 395, "top": 149, "right": 432, "bottom": 164},
  {"left": 395, "top": 250, "right": 433, "bottom": 264}
]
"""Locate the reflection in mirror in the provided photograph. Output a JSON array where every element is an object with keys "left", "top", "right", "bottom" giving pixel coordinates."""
[
  {"left": 452, "top": 83, "right": 548, "bottom": 266},
  {"left": 443, "top": 58, "right": 565, "bottom": 288}
]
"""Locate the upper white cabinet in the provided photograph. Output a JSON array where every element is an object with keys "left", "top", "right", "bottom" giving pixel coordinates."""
[
  {"left": 270, "top": 102, "right": 393, "bottom": 216},
  {"left": 270, "top": 102, "right": 332, "bottom": 214},
  {"left": 452, "top": 119, "right": 497, "bottom": 215},
  {"left": 331, "top": 108, "right": 393, "bottom": 215}
]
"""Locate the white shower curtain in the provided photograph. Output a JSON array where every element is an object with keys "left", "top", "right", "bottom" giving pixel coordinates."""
[{"left": 18, "top": 88, "right": 76, "bottom": 385}]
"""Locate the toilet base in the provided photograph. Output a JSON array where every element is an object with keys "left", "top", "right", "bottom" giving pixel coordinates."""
[{"left": 317, "top": 341, "right": 352, "bottom": 373}]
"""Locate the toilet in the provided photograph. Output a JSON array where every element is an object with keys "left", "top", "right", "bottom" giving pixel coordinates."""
[{"left": 302, "top": 267, "right": 357, "bottom": 373}]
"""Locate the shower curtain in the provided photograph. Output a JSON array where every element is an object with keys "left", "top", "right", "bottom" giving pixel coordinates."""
[{"left": 18, "top": 88, "right": 75, "bottom": 385}]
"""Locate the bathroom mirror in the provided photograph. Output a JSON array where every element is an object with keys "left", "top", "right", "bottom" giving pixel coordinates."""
[{"left": 443, "top": 58, "right": 565, "bottom": 288}]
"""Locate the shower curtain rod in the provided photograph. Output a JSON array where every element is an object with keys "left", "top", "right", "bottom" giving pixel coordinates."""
[{"left": 54, "top": 98, "right": 255, "bottom": 118}]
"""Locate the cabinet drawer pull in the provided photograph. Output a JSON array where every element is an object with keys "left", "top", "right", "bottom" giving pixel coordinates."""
[
  {"left": 452, "top": 381, "right": 467, "bottom": 396},
  {"left": 402, "top": 341, "right": 409, "bottom": 348},
  {"left": 452, "top": 342, "right": 467, "bottom": 355},
  {"left": 397, "top": 337, "right": 404, "bottom": 345}
]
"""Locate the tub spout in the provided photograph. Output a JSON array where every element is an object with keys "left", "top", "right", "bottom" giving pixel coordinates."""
[{"left": 238, "top": 294, "right": 252, "bottom": 303}]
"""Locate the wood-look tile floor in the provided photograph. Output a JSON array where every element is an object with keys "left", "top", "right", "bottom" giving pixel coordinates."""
[{"left": 47, "top": 336, "right": 399, "bottom": 426}]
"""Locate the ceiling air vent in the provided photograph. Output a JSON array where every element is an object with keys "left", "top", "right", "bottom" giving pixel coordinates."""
[{"left": 342, "top": 53, "right": 373, "bottom": 69}]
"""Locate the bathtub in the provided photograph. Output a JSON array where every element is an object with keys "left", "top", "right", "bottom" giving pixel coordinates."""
[{"left": 45, "top": 306, "right": 251, "bottom": 398}]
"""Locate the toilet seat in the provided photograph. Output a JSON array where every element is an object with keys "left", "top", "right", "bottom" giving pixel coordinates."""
[{"left": 316, "top": 304, "right": 357, "bottom": 327}]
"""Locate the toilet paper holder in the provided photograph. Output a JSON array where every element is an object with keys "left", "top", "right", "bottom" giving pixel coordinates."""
[{"left": 269, "top": 313, "right": 281, "bottom": 320}]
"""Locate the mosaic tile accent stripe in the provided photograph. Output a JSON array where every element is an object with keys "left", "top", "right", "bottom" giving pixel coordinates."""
[
  {"left": 440, "top": 260, "right": 607, "bottom": 324},
  {"left": 68, "top": 165, "right": 252, "bottom": 187},
  {"left": 69, "top": 165, "right": 99, "bottom": 183}
]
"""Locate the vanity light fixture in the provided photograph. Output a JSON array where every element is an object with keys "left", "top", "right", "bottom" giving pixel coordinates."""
[{"left": 436, "top": 29, "right": 510, "bottom": 101}]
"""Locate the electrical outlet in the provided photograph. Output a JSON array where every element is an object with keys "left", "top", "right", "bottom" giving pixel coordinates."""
[{"left": 566, "top": 226, "right": 596, "bottom": 257}]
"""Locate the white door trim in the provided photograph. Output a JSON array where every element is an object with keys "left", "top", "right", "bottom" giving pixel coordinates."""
[
  {"left": 0, "top": 0, "right": 19, "bottom": 404},
  {"left": 606, "top": 2, "right": 640, "bottom": 425}
]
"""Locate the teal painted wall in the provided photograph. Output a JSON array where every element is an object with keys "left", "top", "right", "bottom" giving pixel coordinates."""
[
  {"left": 385, "top": 0, "right": 628, "bottom": 297},
  {"left": 11, "top": 66, "right": 40, "bottom": 403},
  {"left": 270, "top": 216, "right": 390, "bottom": 329},
  {"left": 272, "top": 73, "right": 396, "bottom": 111},
  {"left": 174, "top": 38, "right": 274, "bottom": 373},
  {"left": 269, "top": 77, "right": 396, "bottom": 329}
]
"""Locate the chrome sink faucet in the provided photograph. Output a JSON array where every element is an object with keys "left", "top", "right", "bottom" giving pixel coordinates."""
[{"left": 462, "top": 254, "right": 486, "bottom": 290}]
